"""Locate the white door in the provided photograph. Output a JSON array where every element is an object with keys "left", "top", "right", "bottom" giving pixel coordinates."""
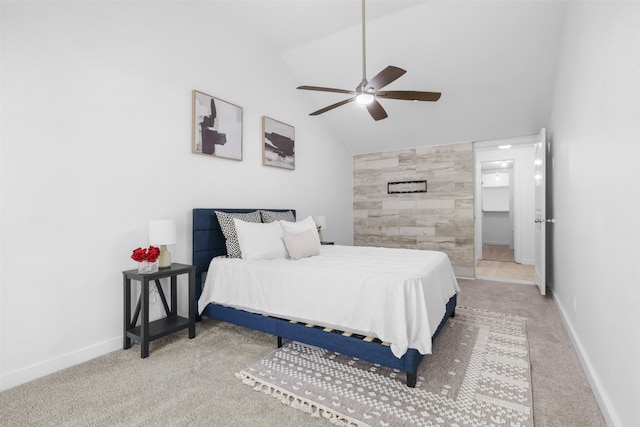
[{"left": 534, "top": 128, "right": 547, "bottom": 295}]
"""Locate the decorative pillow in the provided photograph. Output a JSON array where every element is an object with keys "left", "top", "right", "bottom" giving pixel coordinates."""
[
  {"left": 279, "top": 216, "right": 321, "bottom": 246},
  {"left": 233, "top": 218, "right": 288, "bottom": 260},
  {"left": 260, "top": 210, "right": 295, "bottom": 223},
  {"left": 283, "top": 229, "right": 320, "bottom": 260},
  {"left": 215, "top": 210, "right": 261, "bottom": 258}
]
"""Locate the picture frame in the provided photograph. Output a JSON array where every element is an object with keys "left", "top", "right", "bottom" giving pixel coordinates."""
[
  {"left": 262, "top": 116, "right": 295, "bottom": 170},
  {"left": 192, "top": 90, "right": 243, "bottom": 160},
  {"left": 387, "top": 180, "right": 428, "bottom": 194}
]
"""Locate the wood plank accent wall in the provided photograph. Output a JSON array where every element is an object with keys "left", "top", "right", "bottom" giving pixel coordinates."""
[{"left": 353, "top": 142, "right": 475, "bottom": 277}]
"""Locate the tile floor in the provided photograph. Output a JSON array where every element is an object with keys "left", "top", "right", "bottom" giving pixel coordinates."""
[{"left": 476, "top": 245, "right": 535, "bottom": 283}]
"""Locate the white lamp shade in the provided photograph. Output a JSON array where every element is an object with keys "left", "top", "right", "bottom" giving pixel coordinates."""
[
  {"left": 149, "top": 220, "right": 177, "bottom": 245},
  {"left": 314, "top": 215, "right": 326, "bottom": 230}
]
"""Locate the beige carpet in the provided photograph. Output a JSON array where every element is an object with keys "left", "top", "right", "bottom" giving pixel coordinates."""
[
  {"left": 0, "top": 279, "right": 606, "bottom": 427},
  {"left": 238, "top": 307, "right": 533, "bottom": 426}
]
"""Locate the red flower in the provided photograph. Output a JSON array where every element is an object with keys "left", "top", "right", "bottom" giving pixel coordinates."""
[
  {"left": 131, "top": 246, "right": 161, "bottom": 262},
  {"left": 146, "top": 246, "right": 161, "bottom": 263},
  {"left": 131, "top": 247, "right": 147, "bottom": 262}
]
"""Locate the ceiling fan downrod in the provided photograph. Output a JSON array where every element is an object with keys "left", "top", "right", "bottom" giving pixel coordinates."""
[
  {"left": 360, "top": 0, "right": 368, "bottom": 88},
  {"left": 356, "top": 0, "right": 375, "bottom": 104}
]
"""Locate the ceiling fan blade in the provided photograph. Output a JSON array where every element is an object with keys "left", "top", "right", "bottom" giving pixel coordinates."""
[
  {"left": 297, "top": 86, "right": 357, "bottom": 95},
  {"left": 375, "top": 90, "right": 442, "bottom": 102},
  {"left": 365, "top": 99, "right": 388, "bottom": 121},
  {"left": 309, "top": 97, "right": 356, "bottom": 116},
  {"left": 364, "top": 66, "right": 406, "bottom": 92}
]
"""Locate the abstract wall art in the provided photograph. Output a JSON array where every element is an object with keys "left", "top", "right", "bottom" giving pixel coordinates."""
[{"left": 192, "top": 90, "right": 243, "bottom": 160}]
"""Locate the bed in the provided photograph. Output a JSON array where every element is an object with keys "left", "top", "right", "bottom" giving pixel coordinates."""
[{"left": 192, "top": 208, "right": 458, "bottom": 387}]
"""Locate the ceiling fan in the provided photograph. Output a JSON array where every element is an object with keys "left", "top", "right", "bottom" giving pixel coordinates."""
[{"left": 297, "top": 0, "right": 441, "bottom": 121}]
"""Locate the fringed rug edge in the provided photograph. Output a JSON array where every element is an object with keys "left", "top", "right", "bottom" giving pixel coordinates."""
[{"left": 235, "top": 370, "right": 369, "bottom": 427}]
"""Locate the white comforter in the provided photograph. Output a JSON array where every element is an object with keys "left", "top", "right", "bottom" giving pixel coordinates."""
[{"left": 198, "top": 245, "right": 459, "bottom": 358}]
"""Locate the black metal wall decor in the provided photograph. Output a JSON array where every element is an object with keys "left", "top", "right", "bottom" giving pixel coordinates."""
[{"left": 387, "top": 180, "right": 427, "bottom": 194}]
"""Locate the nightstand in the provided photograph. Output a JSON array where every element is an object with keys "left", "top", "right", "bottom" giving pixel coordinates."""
[
  {"left": 320, "top": 241, "right": 335, "bottom": 245},
  {"left": 123, "top": 263, "right": 195, "bottom": 358}
]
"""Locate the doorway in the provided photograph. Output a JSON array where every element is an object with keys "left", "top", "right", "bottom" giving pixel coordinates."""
[
  {"left": 474, "top": 140, "right": 536, "bottom": 284},
  {"left": 479, "top": 161, "right": 515, "bottom": 259}
]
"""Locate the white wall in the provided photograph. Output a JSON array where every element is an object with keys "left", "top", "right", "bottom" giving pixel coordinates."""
[
  {"left": 482, "top": 212, "right": 511, "bottom": 246},
  {"left": 548, "top": 2, "right": 640, "bottom": 426},
  {"left": 0, "top": 2, "right": 353, "bottom": 390}
]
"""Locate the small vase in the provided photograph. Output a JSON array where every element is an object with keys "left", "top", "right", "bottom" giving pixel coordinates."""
[{"left": 138, "top": 260, "right": 159, "bottom": 274}]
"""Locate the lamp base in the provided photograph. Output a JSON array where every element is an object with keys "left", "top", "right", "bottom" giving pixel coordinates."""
[{"left": 158, "top": 245, "right": 172, "bottom": 268}]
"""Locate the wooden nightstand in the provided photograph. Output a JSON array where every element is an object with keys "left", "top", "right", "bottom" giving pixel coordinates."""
[{"left": 123, "top": 263, "right": 195, "bottom": 358}]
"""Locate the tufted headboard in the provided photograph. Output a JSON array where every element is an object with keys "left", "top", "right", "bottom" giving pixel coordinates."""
[{"left": 192, "top": 208, "right": 296, "bottom": 301}]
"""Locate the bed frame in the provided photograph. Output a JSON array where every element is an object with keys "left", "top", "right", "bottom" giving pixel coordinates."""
[{"left": 192, "top": 208, "right": 456, "bottom": 387}]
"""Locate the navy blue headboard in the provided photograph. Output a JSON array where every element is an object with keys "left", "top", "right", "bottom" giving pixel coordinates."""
[{"left": 192, "top": 208, "right": 295, "bottom": 301}]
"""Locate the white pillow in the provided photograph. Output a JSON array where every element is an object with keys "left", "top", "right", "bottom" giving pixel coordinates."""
[
  {"left": 233, "top": 218, "right": 288, "bottom": 260},
  {"left": 279, "top": 216, "right": 321, "bottom": 246},
  {"left": 283, "top": 229, "right": 320, "bottom": 260}
]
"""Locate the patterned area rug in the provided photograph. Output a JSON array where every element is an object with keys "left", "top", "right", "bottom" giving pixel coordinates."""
[{"left": 236, "top": 307, "right": 532, "bottom": 427}]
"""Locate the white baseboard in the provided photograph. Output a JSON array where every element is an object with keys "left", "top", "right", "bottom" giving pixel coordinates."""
[
  {"left": 551, "top": 291, "right": 618, "bottom": 427},
  {"left": 0, "top": 336, "right": 121, "bottom": 392}
]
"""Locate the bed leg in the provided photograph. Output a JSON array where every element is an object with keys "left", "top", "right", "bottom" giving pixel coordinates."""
[
  {"left": 407, "top": 372, "right": 417, "bottom": 388},
  {"left": 450, "top": 309, "right": 456, "bottom": 318},
  {"left": 277, "top": 336, "right": 283, "bottom": 348}
]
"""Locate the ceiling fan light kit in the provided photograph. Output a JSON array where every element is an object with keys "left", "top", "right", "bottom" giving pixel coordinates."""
[
  {"left": 297, "top": 0, "right": 441, "bottom": 121},
  {"left": 355, "top": 93, "right": 375, "bottom": 105}
]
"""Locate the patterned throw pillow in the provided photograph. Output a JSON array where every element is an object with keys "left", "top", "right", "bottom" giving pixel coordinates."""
[
  {"left": 260, "top": 210, "right": 295, "bottom": 223},
  {"left": 215, "top": 211, "right": 261, "bottom": 258}
]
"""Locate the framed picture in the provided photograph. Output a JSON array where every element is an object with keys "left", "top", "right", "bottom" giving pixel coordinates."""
[
  {"left": 262, "top": 116, "right": 295, "bottom": 170},
  {"left": 192, "top": 90, "right": 243, "bottom": 160}
]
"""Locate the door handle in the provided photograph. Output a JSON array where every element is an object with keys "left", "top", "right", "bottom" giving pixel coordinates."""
[{"left": 535, "top": 218, "right": 555, "bottom": 224}]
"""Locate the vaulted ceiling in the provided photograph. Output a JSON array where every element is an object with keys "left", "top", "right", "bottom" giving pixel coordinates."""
[{"left": 216, "top": 1, "right": 567, "bottom": 154}]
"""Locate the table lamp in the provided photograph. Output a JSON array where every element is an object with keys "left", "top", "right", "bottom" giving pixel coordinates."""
[
  {"left": 149, "top": 220, "right": 177, "bottom": 268},
  {"left": 314, "top": 215, "right": 326, "bottom": 242}
]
